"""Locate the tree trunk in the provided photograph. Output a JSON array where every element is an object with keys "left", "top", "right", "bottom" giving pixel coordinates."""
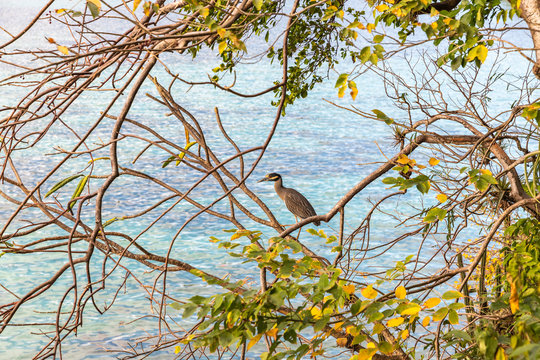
[{"left": 521, "top": 0, "right": 540, "bottom": 78}]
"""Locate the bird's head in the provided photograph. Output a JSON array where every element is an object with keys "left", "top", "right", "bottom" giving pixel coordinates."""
[{"left": 257, "top": 173, "right": 281, "bottom": 183}]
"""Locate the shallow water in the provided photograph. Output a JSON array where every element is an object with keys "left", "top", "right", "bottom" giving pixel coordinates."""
[{"left": 0, "top": 1, "right": 536, "bottom": 359}]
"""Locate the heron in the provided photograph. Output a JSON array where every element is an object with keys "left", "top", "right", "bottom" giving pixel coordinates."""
[{"left": 258, "top": 173, "right": 320, "bottom": 226}]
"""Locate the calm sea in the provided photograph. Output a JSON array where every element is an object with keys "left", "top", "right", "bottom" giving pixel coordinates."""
[{"left": 0, "top": 1, "right": 534, "bottom": 358}]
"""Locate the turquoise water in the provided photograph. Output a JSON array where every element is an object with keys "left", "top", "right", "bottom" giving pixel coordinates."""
[{"left": 0, "top": 2, "right": 535, "bottom": 359}]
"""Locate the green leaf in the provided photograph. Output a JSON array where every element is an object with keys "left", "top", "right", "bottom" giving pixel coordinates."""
[
  {"left": 313, "top": 316, "right": 329, "bottom": 332},
  {"left": 218, "top": 331, "right": 234, "bottom": 346},
  {"left": 444, "top": 330, "right": 472, "bottom": 342},
  {"left": 436, "top": 55, "right": 447, "bottom": 67},
  {"left": 87, "top": 0, "right": 101, "bottom": 18},
  {"left": 432, "top": 307, "right": 448, "bottom": 321},
  {"left": 351, "top": 299, "right": 363, "bottom": 315},
  {"left": 360, "top": 46, "right": 371, "bottom": 63},
  {"left": 442, "top": 290, "right": 463, "bottom": 300},
  {"left": 382, "top": 177, "right": 397, "bottom": 184},
  {"left": 372, "top": 109, "right": 393, "bottom": 124},
  {"left": 424, "top": 207, "right": 447, "bottom": 223},
  {"left": 373, "top": 34, "right": 385, "bottom": 43},
  {"left": 162, "top": 155, "right": 177, "bottom": 168},
  {"left": 318, "top": 273, "right": 330, "bottom": 290},
  {"left": 69, "top": 175, "right": 88, "bottom": 210},
  {"left": 448, "top": 309, "right": 459, "bottom": 325},
  {"left": 475, "top": 178, "right": 489, "bottom": 191},
  {"left": 451, "top": 56, "right": 462, "bottom": 71},
  {"left": 45, "top": 174, "right": 83, "bottom": 197},
  {"left": 182, "top": 303, "right": 198, "bottom": 318},
  {"left": 253, "top": 0, "right": 263, "bottom": 11},
  {"left": 480, "top": 173, "right": 498, "bottom": 185},
  {"left": 335, "top": 73, "right": 348, "bottom": 88},
  {"left": 416, "top": 179, "right": 431, "bottom": 194},
  {"left": 379, "top": 341, "right": 393, "bottom": 354},
  {"left": 449, "top": 302, "right": 465, "bottom": 310}
]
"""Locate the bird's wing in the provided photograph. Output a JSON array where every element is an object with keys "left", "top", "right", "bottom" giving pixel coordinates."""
[{"left": 284, "top": 189, "right": 317, "bottom": 219}]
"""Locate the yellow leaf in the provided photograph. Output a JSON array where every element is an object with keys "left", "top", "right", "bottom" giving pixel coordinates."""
[
  {"left": 247, "top": 333, "right": 263, "bottom": 350},
  {"left": 174, "top": 345, "right": 181, "bottom": 354},
  {"left": 510, "top": 280, "right": 519, "bottom": 314},
  {"left": 346, "top": 325, "right": 360, "bottom": 336},
  {"left": 200, "top": 8, "right": 209, "bottom": 17},
  {"left": 375, "top": 4, "right": 389, "bottom": 11},
  {"left": 218, "top": 41, "right": 227, "bottom": 54},
  {"left": 361, "top": 285, "right": 378, "bottom": 299},
  {"left": 476, "top": 45, "right": 488, "bottom": 63},
  {"left": 357, "top": 348, "right": 378, "bottom": 360},
  {"left": 392, "top": 7, "right": 406, "bottom": 17},
  {"left": 338, "top": 85, "right": 346, "bottom": 98},
  {"left": 396, "top": 154, "right": 410, "bottom": 164},
  {"left": 387, "top": 317, "right": 404, "bottom": 327},
  {"left": 336, "top": 337, "right": 348, "bottom": 347},
  {"left": 417, "top": 164, "right": 426, "bottom": 169},
  {"left": 311, "top": 307, "right": 322, "bottom": 319},
  {"left": 467, "top": 45, "right": 488, "bottom": 63},
  {"left": 57, "top": 45, "right": 69, "bottom": 55},
  {"left": 217, "top": 28, "right": 226, "bottom": 38},
  {"left": 400, "top": 303, "right": 421, "bottom": 315},
  {"left": 133, "top": 0, "right": 141, "bottom": 10},
  {"left": 431, "top": 22, "right": 438, "bottom": 29},
  {"left": 395, "top": 286, "right": 406, "bottom": 299},
  {"left": 480, "top": 169, "right": 492, "bottom": 175},
  {"left": 229, "top": 229, "right": 249, "bottom": 240},
  {"left": 495, "top": 346, "right": 507, "bottom": 360},
  {"left": 334, "top": 321, "right": 345, "bottom": 330},
  {"left": 226, "top": 312, "right": 235, "bottom": 328},
  {"left": 266, "top": 327, "right": 278, "bottom": 339},
  {"left": 422, "top": 316, "right": 431, "bottom": 327},
  {"left": 357, "top": 23, "right": 365, "bottom": 30},
  {"left": 423, "top": 297, "right": 441, "bottom": 308},
  {"left": 87, "top": 0, "right": 101, "bottom": 9},
  {"left": 343, "top": 284, "right": 356, "bottom": 295},
  {"left": 386, "top": 0, "right": 395, "bottom": 4},
  {"left": 429, "top": 157, "right": 440, "bottom": 166},
  {"left": 176, "top": 141, "right": 196, "bottom": 165},
  {"left": 436, "top": 194, "right": 447, "bottom": 203},
  {"left": 401, "top": 329, "right": 409, "bottom": 340},
  {"left": 350, "top": 87, "right": 358, "bottom": 101},
  {"left": 366, "top": 23, "right": 375, "bottom": 33}
]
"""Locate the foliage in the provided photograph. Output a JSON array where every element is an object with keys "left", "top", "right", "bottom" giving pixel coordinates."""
[
  {"left": 175, "top": 230, "right": 469, "bottom": 360},
  {"left": 1, "top": 0, "right": 540, "bottom": 359}
]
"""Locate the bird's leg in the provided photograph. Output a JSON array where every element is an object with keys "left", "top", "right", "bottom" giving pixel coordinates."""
[{"left": 294, "top": 215, "right": 302, "bottom": 241}]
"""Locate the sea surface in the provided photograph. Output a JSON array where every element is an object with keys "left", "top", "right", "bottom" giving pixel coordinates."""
[{"left": 0, "top": 1, "right": 535, "bottom": 359}]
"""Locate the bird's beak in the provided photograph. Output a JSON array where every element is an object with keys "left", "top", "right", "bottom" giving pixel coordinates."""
[{"left": 257, "top": 176, "right": 268, "bottom": 183}]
